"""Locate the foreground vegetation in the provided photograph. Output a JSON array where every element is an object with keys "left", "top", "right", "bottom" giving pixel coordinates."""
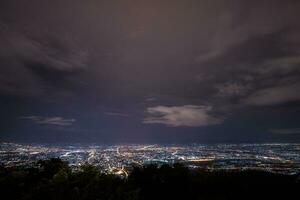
[{"left": 0, "top": 158, "right": 299, "bottom": 200}]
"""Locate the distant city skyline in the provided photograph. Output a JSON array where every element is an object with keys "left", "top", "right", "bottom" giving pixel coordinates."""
[
  {"left": 1, "top": 0, "right": 300, "bottom": 143},
  {"left": 1, "top": 142, "right": 300, "bottom": 175}
]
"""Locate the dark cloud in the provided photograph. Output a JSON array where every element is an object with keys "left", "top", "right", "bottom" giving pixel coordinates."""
[
  {"left": 244, "top": 83, "right": 300, "bottom": 106},
  {"left": 0, "top": 21, "right": 89, "bottom": 98}
]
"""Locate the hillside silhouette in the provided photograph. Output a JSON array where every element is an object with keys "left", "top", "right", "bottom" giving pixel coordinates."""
[{"left": 0, "top": 158, "right": 299, "bottom": 200}]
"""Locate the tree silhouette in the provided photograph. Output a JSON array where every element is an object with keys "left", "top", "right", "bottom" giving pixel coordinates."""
[{"left": 0, "top": 158, "right": 299, "bottom": 200}]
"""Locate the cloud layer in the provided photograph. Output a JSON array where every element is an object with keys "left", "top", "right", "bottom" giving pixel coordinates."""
[
  {"left": 144, "top": 105, "right": 223, "bottom": 127},
  {"left": 244, "top": 83, "right": 300, "bottom": 106},
  {"left": 269, "top": 128, "right": 300, "bottom": 134},
  {"left": 20, "top": 116, "right": 76, "bottom": 126}
]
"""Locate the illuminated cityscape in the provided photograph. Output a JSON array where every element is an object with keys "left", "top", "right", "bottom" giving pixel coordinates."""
[{"left": 1, "top": 143, "right": 300, "bottom": 176}]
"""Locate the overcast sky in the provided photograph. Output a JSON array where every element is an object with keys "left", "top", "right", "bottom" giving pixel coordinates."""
[{"left": 1, "top": 0, "right": 300, "bottom": 143}]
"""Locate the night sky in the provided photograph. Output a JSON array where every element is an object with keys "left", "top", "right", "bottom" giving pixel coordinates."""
[{"left": 1, "top": 0, "right": 300, "bottom": 144}]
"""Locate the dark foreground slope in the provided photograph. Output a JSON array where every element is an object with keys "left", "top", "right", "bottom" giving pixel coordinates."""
[{"left": 0, "top": 158, "right": 299, "bottom": 200}]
